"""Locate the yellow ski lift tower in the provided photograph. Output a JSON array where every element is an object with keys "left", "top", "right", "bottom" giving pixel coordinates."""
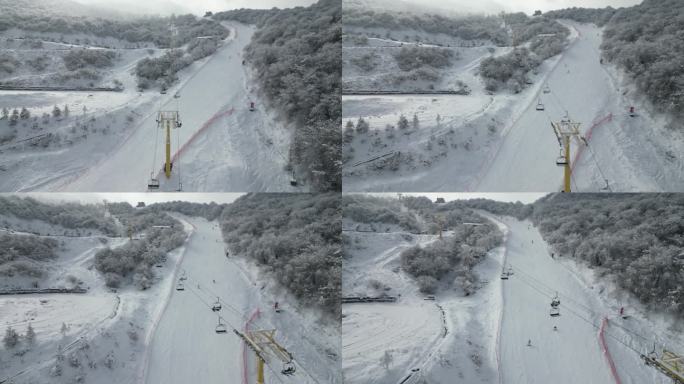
[
  {"left": 642, "top": 347, "right": 684, "bottom": 383},
  {"left": 157, "top": 111, "right": 182, "bottom": 179},
  {"left": 551, "top": 114, "right": 584, "bottom": 193},
  {"left": 234, "top": 329, "right": 295, "bottom": 384}
]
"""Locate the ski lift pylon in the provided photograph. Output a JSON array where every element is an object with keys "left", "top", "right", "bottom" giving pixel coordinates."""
[{"left": 147, "top": 178, "right": 160, "bottom": 190}]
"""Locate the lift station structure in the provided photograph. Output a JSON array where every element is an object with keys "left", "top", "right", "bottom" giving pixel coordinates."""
[
  {"left": 234, "top": 328, "right": 296, "bottom": 384},
  {"left": 551, "top": 114, "right": 584, "bottom": 193}
]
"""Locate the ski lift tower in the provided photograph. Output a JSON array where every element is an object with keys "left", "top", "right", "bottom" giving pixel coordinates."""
[
  {"left": 157, "top": 111, "right": 182, "bottom": 180},
  {"left": 234, "top": 329, "right": 295, "bottom": 384},
  {"left": 551, "top": 114, "right": 584, "bottom": 193}
]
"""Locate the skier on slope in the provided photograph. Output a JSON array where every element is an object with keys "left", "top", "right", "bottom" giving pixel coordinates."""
[{"left": 527, "top": 339, "right": 532, "bottom": 347}]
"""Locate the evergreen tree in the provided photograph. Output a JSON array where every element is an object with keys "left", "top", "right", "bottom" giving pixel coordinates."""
[
  {"left": 1, "top": 107, "right": 8, "bottom": 120},
  {"left": 25, "top": 323, "right": 36, "bottom": 345},
  {"left": 52, "top": 105, "right": 61, "bottom": 118},
  {"left": 412, "top": 114, "right": 420, "bottom": 130},
  {"left": 63, "top": 105, "right": 69, "bottom": 117},
  {"left": 3, "top": 327, "right": 19, "bottom": 349},
  {"left": 9, "top": 109, "right": 19, "bottom": 126},
  {"left": 397, "top": 115, "right": 409, "bottom": 130},
  {"left": 20, "top": 107, "right": 30, "bottom": 120}
]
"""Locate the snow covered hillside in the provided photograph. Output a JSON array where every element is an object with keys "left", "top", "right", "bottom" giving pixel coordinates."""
[
  {"left": 343, "top": 20, "right": 684, "bottom": 192},
  {"left": 342, "top": 226, "right": 504, "bottom": 384},
  {"left": 0, "top": 21, "right": 297, "bottom": 192}
]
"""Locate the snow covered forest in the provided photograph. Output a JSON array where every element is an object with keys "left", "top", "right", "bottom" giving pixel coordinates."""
[
  {"left": 459, "top": 193, "right": 684, "bottom": 317},
  {"left": 547, "top": 0, "right": 684, "bottom": 127},
  {"left": 94, "top": 204, "right": 186, "bottom": 290},
  {"left": 0, "top": 196, "right": 117, "bottom": 234},
  {"left": 220, "top": 193, "right": 341, "bottom": 316},
  {"left": 215, "top": 0, "right": 342, "bottom": 192}
]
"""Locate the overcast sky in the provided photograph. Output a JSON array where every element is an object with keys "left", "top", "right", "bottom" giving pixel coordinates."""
[
  {"left": 71, "top": 0, "right": 317, "bottom": 16},
  {"left": 374, "top": 0, "right": 642, "bottom": 15},
  {"left": 13, "top": 193, "right": 244, "bottom": 206},
  {"left": 347, "top": 193, "right": 547, "bottom": 204}
]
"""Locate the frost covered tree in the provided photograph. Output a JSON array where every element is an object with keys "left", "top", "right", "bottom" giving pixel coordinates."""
[
  {"left": 355, "top": 117, "right": 369, "bottom": 134},
  {"left": 20, "top": 107, "right": 30, "bottom": 120},
  {"left": 9, "top": 109, "right": 19, "bottom": 126},
  {"left": 25, "top": 323, "right": 36, "bottom": 345},
  {"left": 52, "top": 105, "right": 61, "bottom": 118},
  {"left": 344, "top": 120, "right": 355, "bottom": 143},
  {"left": 1, "top": 107, "right": 8, "bottom": 120},
  {"left": 63, "top": 105, "right": 69, "bottom": 117},
  {"left": 381, "top": 350, "right": 393, "bottom": 370},
  {"left": 60, "top": 322, "right": 68, "bottom": 336},
  {"left": 412, "top": 114, "right": 420, "bottom": 130},
  {"left": 398, "top": 115, "right": 409, "bottom": 130},
  {"left": 3, "top": 327, "right": 19, "bottom": 349}
]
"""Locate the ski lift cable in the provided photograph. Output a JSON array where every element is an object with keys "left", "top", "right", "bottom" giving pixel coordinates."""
[
  {"left": 183, "top": 284, "right": 297, "bottom": 384},
  {"left": 504, "top": 263, "right": 645, "bottom": 355},
  {"left": 496, "top": 246, "right": 683, "bottom": 352},
  {"left": 570, "top": 172, "right": 580, "bottom": 192},
  {"left": 585, "top": 143, "right": 612, "bottom": 192},
  {"left": 181, "top": 273, "right": 253, "bottom": 324},
  {"left": 503, "top": 260, "right": 661, "bottom": 353},
  {"left": 181, "top": 273, "right": 323, "bottom": 384}
]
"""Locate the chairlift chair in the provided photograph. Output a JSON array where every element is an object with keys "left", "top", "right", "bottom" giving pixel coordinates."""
[
  {"left": 212, "top": 297, "right": 221, "bottom": 312},
  {"left": 536, "top": 100, "right": 545, "bottom": 111},
  {"left": 507, "top": 267, "right": 514, "bottom": 275},
  {"left": 551, "top": 293, "right": 560, "bottom": 308},
  {"left": 215, "top": 317, "right": 228, "bottom": 333},
  {"left": 176, "top": 281, "right": 184, "bottom": 291},
  {"left": 556, "top": 155, "right": 568, "bottom": 166},
  {"left": 543, "top": 85, "right": 551, "bottom": 94},
  {"left": 290, "top": 170, "right": 298, "bottom": 187},
  {"left": 281, "top": 362, "right": 296, "bottom": 375},
  {"left": 249, "top": 102, "right": 255, "bottom": 112},
  {"left": 550, "top": 307, "right": 560, "bottom": 317},
  {"left": 147, "top": 178, "right": 160, "bottom": 190},
  {"left": 500, "top": 272, "right": 509, "bottom": 280}
]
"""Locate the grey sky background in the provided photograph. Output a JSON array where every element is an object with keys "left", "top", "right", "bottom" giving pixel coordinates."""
[
  {"left": 10, "top": 193, "right": 245, "bottom": 206},
  {"left": 71, "top": 0, "right": 316, "bottom": 16},
  {"left": 354, "top": 0, "right": 642, "bottom": 15},
  {"left": 347, "top": 193, "right": 547, "bottom": 204}
]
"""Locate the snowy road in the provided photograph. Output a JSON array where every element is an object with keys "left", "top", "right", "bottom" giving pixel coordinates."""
[
  {"left": 485, "top": 213, "right": 667, "bottom": 384},
  {"left": 476, "top": 22, "right": 681, "bottom": 192}
]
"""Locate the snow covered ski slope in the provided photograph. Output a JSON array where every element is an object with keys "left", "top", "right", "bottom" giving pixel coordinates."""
[
  {"left": 475, "top": 22, "right": 683, "bottom": 192},
  {"left": 484, "top": 213, "right": 671, "bottom": 384},
  {"left": 55, "top": 23, "right": 294, "bottom": 193},
  {"left": 145, "top": 216, "right": 331, "bottom": 384}
]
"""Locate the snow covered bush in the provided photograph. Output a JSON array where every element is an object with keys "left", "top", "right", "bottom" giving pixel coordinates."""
[
  {"left": 393, "top": 47, "right": 455, "bottom": 71},
  {"left": 63, "top": 50, "right": 116, "bottom": 71},
  {"left": 342, "top": 195, "right": 422, "bottom": 233},
  {"left": 480, "top": 48, "right": 541, "bottom": 93}
]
